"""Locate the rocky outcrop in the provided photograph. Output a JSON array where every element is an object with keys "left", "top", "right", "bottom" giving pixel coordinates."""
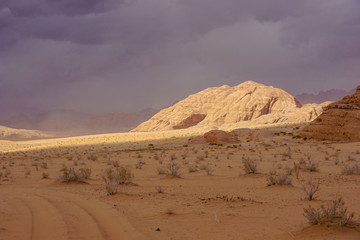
[
  {"left": 299, "top": 86, "right": 360, "bottom": 142},
  {"left": 133, "top": 81, "right": 327, "bottom": 132},
  {"left": 188, "top": 129, "right": 246, "bottom": 145}
]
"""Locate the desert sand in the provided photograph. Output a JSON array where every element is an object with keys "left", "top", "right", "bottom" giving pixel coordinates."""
[{"left": 1, "top": 124, "right": 360, "bottom": 240}]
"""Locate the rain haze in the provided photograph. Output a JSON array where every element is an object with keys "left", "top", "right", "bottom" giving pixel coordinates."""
[{"left": 1, "top": 0, "right": 359, "bottom": 117}]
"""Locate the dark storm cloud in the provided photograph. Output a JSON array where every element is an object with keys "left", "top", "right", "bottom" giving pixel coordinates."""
[{"left": 0, "top": 0, "right": 359, "bottom": 117}]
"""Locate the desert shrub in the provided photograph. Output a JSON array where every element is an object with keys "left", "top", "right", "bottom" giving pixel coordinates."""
[
  {"left": 88, "top": 154, "right": 97, "bottom": 161},
  {"left": 157, "top": 167, "right": 167, "bottom": 175},
  {"left": 104, "top": 179, "right": 119, "bottom": 195},
  {"left": 155, "top": 186, "right": 164, "bottom": 193},
  {"left": 166, "top": 161, "right": 181, "bottom": 178},
  {"left": 102, "top": 167, "right": 133, "bottom": 195},
  {"left": 302, "top": 177, "right": 320, "bottom": 200},
  {"left": 296, "top": 158, "right": 319, "bottom": 172},
  {"left": 104, "top": 166, "right": 132, "bottom": 184},
  {"left": 188, "top": 165, "right": 198, "bottom": 173},
  {"left": 59, "top": 167, "right": 89, "bottom": 183},
  {"left": 79, "top": 167, "right": 92, "bottom": 179},
  {"left": 40, "top": 162, "right": 47, "bottom": 169},
  {"left": 112, "top": 161, "right": 119, "bottom": 167},
  {"left": 136, "top": 159, "right": 145, "bottom": 169},
  {"left": 303, "top": 198, "right": 358, "bottom": 227},
  {"left": 197, "top": 155, "right": 204, "bottom": 161},
  {"left": 242, "top": 158, "right": 257, "bottom": 174},
  {"left": 342, "top": 163, "right": 360, "bottom": 175},
  {"left": 282, "top": 147, "right": 292, "bottom": 159},
  {"left": 200, "top": 164, "right": 214, "bottom": 176},
  {"left": 165, "top": 208, "right": 175, "bottom": 215},
  {"left": 42, "top": 172, "right": 49, "bottom": 179},
  {"left": 267, "top": 169, "right": 292, "bottom": 186}
]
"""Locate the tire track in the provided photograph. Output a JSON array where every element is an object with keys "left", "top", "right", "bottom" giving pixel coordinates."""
[
  {"left": 38, "top": 193, "right": 107, "bottom": 240},
  {"left": 1, "top": 187, "right": 147, "bottom": 240},
  {"left": 17, "top": 192, "right": 69, "bottom": 240}
]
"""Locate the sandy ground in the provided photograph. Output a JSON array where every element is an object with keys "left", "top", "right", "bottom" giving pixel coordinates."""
[{"left": 1, "top": 127, "right": 360, "bottom": 240}]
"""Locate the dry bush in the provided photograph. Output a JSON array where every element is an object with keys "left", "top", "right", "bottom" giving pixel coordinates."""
[
  {"left": 302, "top": 177, "right": 320, "bottom": 200},
  {"left": 282, "top": 146, "right": 292, "bottom": 159},
  {"left": 59, "top": 167, "right": 90, "bottom": 183},
  {"left": 88, "top": 154, "right": 97, "bottom": 161},
  {"left": 136, "top": 159, "right": 145, "bottom": 169},
  {"left": 166, "top": 161, "right": 181, "bottom": 178},
  {"left": 242, "top": 158, "right": 257, "bottom": 174},
  {"left": 296, "top": 158, "right": 319, "bottom": 172},
  {"left": 102, "top": 166, "right": 133, "bottom": 195},
  {"left": 267, "top": 169, "right": 292, "bottom": 186},
  {"left": 40, "top": 162, "right": 47, "bottom": 169},
  {"left": 79, "top": 167, "right": 92, "bottom": 179},
  {"left": 103, "top": 166, "right": 132, "bottom": 184},
  {"left": 188, "top": 165, "right": 198, "bottom": 173},
  {"left": 104, "top": 179, "right": 118, "bottom": 195},
  {"left": 165, "top": 209, "right": 175, "bottom": 215},
  {"left": 200, "top": 164, "right": 214, "bottom": 176},
  {"left": 155, "top": 186, "right": 164, "bottom": 193},
  {"left": 42, "top": 172, "right": 49, "bottom": 179},
  {"left": 342, "top": 163, "right": 360, "bottom": 175},
  {"left": 303, "top": 198, "right": 358, "bottom": 227},
  {"left": 157, "top": 167, "right": 167, "bottom": 175}
]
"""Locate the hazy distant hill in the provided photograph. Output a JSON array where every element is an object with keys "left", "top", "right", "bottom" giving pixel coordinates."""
[
  {"left": 0, "top": 125, "right": 52, "bottom": 140},
  {"left": 296, "top": 88, "right": 356, "bottom": 104},
  {"left": 1, "top": 108, "right": 158, "bottom": 136}
]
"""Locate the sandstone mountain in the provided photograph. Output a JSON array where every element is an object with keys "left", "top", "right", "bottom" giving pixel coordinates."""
[
  {"left": 133, "top": 81, "right": 328, "bottom": 132},
  {"left": 299, "top": 86, "right": 360, "bottom": 142}
]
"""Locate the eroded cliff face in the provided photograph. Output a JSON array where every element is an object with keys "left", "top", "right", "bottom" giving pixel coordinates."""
[
  {"left": 133, "top": 81, "right": 327, "bottom": 132},
  {"left": 299, "top": 86, "right": 360, "bottom": 142}
]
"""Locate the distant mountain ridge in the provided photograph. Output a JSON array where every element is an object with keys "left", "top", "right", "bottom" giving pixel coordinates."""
[{"left": 296, "top": 88, "right": 356, "bottom": 104}]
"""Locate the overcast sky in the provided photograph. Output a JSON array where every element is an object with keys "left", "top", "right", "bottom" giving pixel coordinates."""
[{"left": 0, "top": 0, "right": 359, "bottom": 115}]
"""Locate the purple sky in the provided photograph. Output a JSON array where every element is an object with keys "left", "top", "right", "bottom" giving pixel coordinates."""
[{"left": 0, "top": 0, "right": 359, "bottom": 116}]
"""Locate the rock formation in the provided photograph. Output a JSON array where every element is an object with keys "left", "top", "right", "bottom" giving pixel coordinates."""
[
  {"left": 188, "top": 130, "right": 241, "bottom": 145},
  {"left": 133, "top": 81, "right": 328, "bottom": 132},
  {"left": 299, "top": 86, "right": 360, "bottom": 142}
]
